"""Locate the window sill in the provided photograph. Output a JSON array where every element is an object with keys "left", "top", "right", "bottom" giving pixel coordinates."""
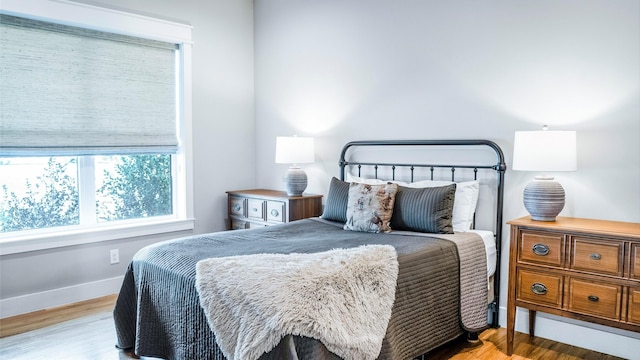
[{"left": 0, "top": 218, "right": 195, "bottom": 255}]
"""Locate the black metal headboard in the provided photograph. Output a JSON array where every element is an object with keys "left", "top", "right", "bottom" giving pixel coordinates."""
[{"left": 338, "top": 139, "right": 506, "bottom": 328}]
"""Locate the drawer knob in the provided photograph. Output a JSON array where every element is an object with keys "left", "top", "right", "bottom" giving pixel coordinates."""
[
  {"left": 532, "top": 243, "right": 550, "bottom": 256},
  {"left": 531, "top": 282, "right": 548, "bottom": 295},
  {"left": 252, "top": 208, "right": 258, "bottom": 212},
  {"left": 589, "top": 253, "right": 602, "bottom": 260},
  {"left": 233, "top": 204, "right": 241, "bottom": 212},
  {"left": 588, "top": 295, "right": 599, "bottom": 302},
  {"left": 270, "top": 209, "right": 279, "bottom": 217}
]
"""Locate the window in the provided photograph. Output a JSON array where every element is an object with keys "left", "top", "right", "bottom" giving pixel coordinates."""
[
  {"left": 0, "top": 155, "right": 173, "bottom": 233},
  {"left": 0, "top": 157, "right": 79, "bottom": 232},
  {"left": 0, "top": 1, "right": 193, "bottom": 252}
]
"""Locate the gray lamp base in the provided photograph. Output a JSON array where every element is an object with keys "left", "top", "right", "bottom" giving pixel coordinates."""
[
  {"left": 283, "top": 167, "right": 307, "bottom": 196},
  {"left": 523, "top": 176, "right": 565, "bottom": 221}
]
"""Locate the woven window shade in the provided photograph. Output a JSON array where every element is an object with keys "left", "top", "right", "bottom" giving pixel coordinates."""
[{"left": 0, "top": 14, "right": 178, "bottom": 156}]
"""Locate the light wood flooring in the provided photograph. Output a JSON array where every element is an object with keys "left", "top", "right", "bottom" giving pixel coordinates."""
[{"left": 0, "top": 295, "right": 627, "bottom": 360}]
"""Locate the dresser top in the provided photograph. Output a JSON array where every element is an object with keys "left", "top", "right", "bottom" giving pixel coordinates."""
[
  {"left": 508, "top": 216, "right": 640, "bottom": 239},
  {"left": 226, "top": 189, "right": 322, "bottom": 200}
]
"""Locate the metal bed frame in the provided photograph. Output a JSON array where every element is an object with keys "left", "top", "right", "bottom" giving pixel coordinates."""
[{"left": 338, "top": 139, "right": 506, "bottom": 328}]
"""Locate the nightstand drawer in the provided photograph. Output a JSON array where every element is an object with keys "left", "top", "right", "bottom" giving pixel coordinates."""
[
  {"left": 568, "top": 277, "right": 621, "bottom": 320},
  {"left": 629, "top": 289, "right": 640, "bottom": 325},
  {"left": 247, "top": 199, "right": 265, "bottom": 220},
  {"left": 229, "top": 197, "right": 245, "bottom": 216},
  {"left": 571, "top": 237, "right": 623, "bottom": 276},
  {"left": 230, "top": 218, "right": 248, "bottom": 230},
  {"left": 631, "top": 244, "right": 640, "bottom": 280},
  {"left": 266, "top": 201, "right": 285, "bottom": 222},
  {"left": 517, "top": 269, "right": 563, "bottom": 308},
  {"left": 518, "top": 231, "right": 564, "bottom": 267},
  {"left": 248, "top": 221, "right": 267, "bottom": 229}
]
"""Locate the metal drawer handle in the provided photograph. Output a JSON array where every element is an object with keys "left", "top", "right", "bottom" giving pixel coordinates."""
[
  {"left": 233, "top": 204, "right": 241, "bottom": 212},
  {"left": 270, "top": 209, "right": 279, "bottom": 217},
  {"left": 531, "top": 282, "right": 548, "bottom": 295},
  {"left": 252, "top": 208, "right": 258, "bottom": 212},
  {"left": 532, "top": 243, "right": 550, "bottom": 256},
  {"left": 589, "top": 253, "right": 601, "bottom": 260},
  {"left": 588, "top": 295, "right": 599, "bottom": 302}
]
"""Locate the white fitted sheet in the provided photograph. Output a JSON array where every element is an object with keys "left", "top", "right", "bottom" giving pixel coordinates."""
[{"left": 469, "top": 229, "right": 496, "bottom": 278}]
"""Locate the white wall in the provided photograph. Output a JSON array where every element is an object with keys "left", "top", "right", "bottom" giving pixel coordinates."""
[
  {"left": 0, "top": 0, "right": 255, "bottom": 316},
  {"left": 254, "top": 0, "right": 640, "bottom": 358}
]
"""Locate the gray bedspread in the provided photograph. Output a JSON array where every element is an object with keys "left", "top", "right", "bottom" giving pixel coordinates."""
[{"left": 113, "top": 218, "right": 487, "bottom": 360}]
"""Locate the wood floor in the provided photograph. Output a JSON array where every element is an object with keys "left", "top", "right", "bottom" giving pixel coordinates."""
[{"left": 0, "top": 295, "right": 626, "bottom": 360}]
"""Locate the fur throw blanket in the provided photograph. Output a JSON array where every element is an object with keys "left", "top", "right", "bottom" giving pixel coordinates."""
[{"left": 195, "top": 245, "right": 399, "bottom": 360}]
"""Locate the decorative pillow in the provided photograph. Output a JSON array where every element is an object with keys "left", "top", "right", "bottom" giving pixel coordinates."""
[
  {"left": 391, "top": 184, "right": 456, "bottom": 234},
  {"left": 404, "top": 180, "right": 479, "bottom": 232},
  {"left": 343, "top": 182, "right": 398, "bottom": 233},
  {"left": 344, "top": 175, "right": 480, "bottom": 232},
  {"left": 320, "top": 177, "right": 350, "bottom": 223}
]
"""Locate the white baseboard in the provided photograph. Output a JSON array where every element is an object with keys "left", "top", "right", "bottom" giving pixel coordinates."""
[
  {"left": 0, "top": 276, "right": 124, "bottom": 319},
  {"left": 499, "top": 306, "right": 640, "bottom": 360}
]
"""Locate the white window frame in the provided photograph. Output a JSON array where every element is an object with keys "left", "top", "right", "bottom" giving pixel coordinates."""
[{"left": 0, "top": 0, "right": 194, "bottom": 255}]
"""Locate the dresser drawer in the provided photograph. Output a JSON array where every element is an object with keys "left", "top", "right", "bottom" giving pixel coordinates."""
[
  {"left": 629, "top": 288, "right": 640, "bottom": 325},
  {"left": 247, "top": 199, "right": 265, "bottom": 220},
  {"left": 571, "top": 237, "right": 623, "bottom": 276},
  {"left": 518, "top": 231, "right": 564, "bottom": 267},
  {"left": 568, "top": 277, "right": 621, "bottom": 320},
  {"left": 631, "top": 244, "right": 640, "bottom": 280},
  {"left": 229, "top": 196, "right": 245, "bottom": 217},
  {"left": 230, "top": 218, "right": 248, "bottom": 230},
  {"left": 248, "top": 221, "right": 267, "bottom": 229},
  {"left": 517, "top": 269, "right": 563, "bottom": 308},
  {"left": 266, "top": 200, "right": 285, "bottom": 223}
]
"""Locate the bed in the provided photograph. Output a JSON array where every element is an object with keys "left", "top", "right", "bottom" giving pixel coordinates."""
[{"left": 113, "top": 139, "right": 506, "bottom": 360}]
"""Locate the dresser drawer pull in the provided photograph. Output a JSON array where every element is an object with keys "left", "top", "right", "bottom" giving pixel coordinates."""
[
  {"left": 531, "top": 283, "right": 548, "bottom": 295},
  {"left": 532, "top": 243, "right": 550, "bottom": 256},
  {"left": 589, "top": 253, "right": 602, "bottom": 260},
  {"left": 588, "top": 295, "right": 599, "bottom": 302},
  {"left": 233, "top": 204, "right": 241, "bottom": 212},
  {"left": 270, "top": 209, "right": 279, "bottom": 217},
  {"left": 252, "top": 208, "right": 258, "bottom": 212}
]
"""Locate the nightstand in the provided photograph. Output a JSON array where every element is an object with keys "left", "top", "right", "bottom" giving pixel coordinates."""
[
  {"left": 506, "top": 216, "right": 640, "bottom": 355},
  {"left": 226, "top": 189, "right": 323, "bottom": 230}
]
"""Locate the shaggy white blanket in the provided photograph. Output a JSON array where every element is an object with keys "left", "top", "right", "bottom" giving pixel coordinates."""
[{"left": 195, "top": 245, "right": 399, "bottom": 360}]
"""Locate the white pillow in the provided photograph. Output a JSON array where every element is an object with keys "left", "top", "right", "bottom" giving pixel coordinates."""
[
  {"left": 345, "top": 174, "right": 389, "bottom": 185},
  {"left": 346, "top": 174, "right": 479, "bottom": 232}
]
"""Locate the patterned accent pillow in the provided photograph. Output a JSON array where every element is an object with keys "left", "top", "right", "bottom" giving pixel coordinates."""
[
  {"left": 344, "top": 182, "right": 398, "bottom": 233},
  {"left": 320, "top": 177, "right": 350, "bottom": 223},
  {"left": 391, "top": 184, "right": 456, "bottom": 234}
]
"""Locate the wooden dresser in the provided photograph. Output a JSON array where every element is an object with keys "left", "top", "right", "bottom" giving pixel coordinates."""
[
  {"left": 506, "top": 216, "right": 640, "bottom": 355},
  {"left": 226, "top": 189, "right": 323, "bottom": 230}
]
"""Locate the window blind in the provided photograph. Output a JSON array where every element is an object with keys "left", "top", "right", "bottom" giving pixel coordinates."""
[{"left": 0, "top": 14, "right": 179, "bottom": 156}]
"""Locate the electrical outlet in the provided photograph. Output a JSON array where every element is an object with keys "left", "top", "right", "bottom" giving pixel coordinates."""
[{"left": 110, "top": 249, "right": 120, "bottom": 264}]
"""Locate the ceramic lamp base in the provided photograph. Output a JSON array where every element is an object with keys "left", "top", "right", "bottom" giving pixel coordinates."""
[
  {"left": 283, "top": 167, "right": 307, "bottom": 196},
  {"left": 523, "top": 176, "right": 565, "bottom": 221}
]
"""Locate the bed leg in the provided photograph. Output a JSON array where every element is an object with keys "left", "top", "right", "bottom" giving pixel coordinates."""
[{"left": 466, "top": 331, "right": 479, "bottom": 343}]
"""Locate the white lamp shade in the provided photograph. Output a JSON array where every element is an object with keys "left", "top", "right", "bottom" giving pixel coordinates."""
[
  {"left": 275, "top": 136, "right": 315, "bottom": 164},
  {"left": 513, "top": 130, "right": 577, "bottom": 172}
]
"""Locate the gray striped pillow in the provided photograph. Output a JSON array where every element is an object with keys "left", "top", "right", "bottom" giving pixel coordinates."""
[
  {"left": 320, "top": 177, "right": 350, "bottom": 223},
  {"left": 391, "top": 184, "right": 456, "bottom": 234}
]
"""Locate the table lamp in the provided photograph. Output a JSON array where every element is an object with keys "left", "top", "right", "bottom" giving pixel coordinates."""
[
  {"left": 275, "top": 136, "right": 315, "bottom": 196},
  {"left": 512, "top": 126, "right": 577, "bottom": 221}
]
